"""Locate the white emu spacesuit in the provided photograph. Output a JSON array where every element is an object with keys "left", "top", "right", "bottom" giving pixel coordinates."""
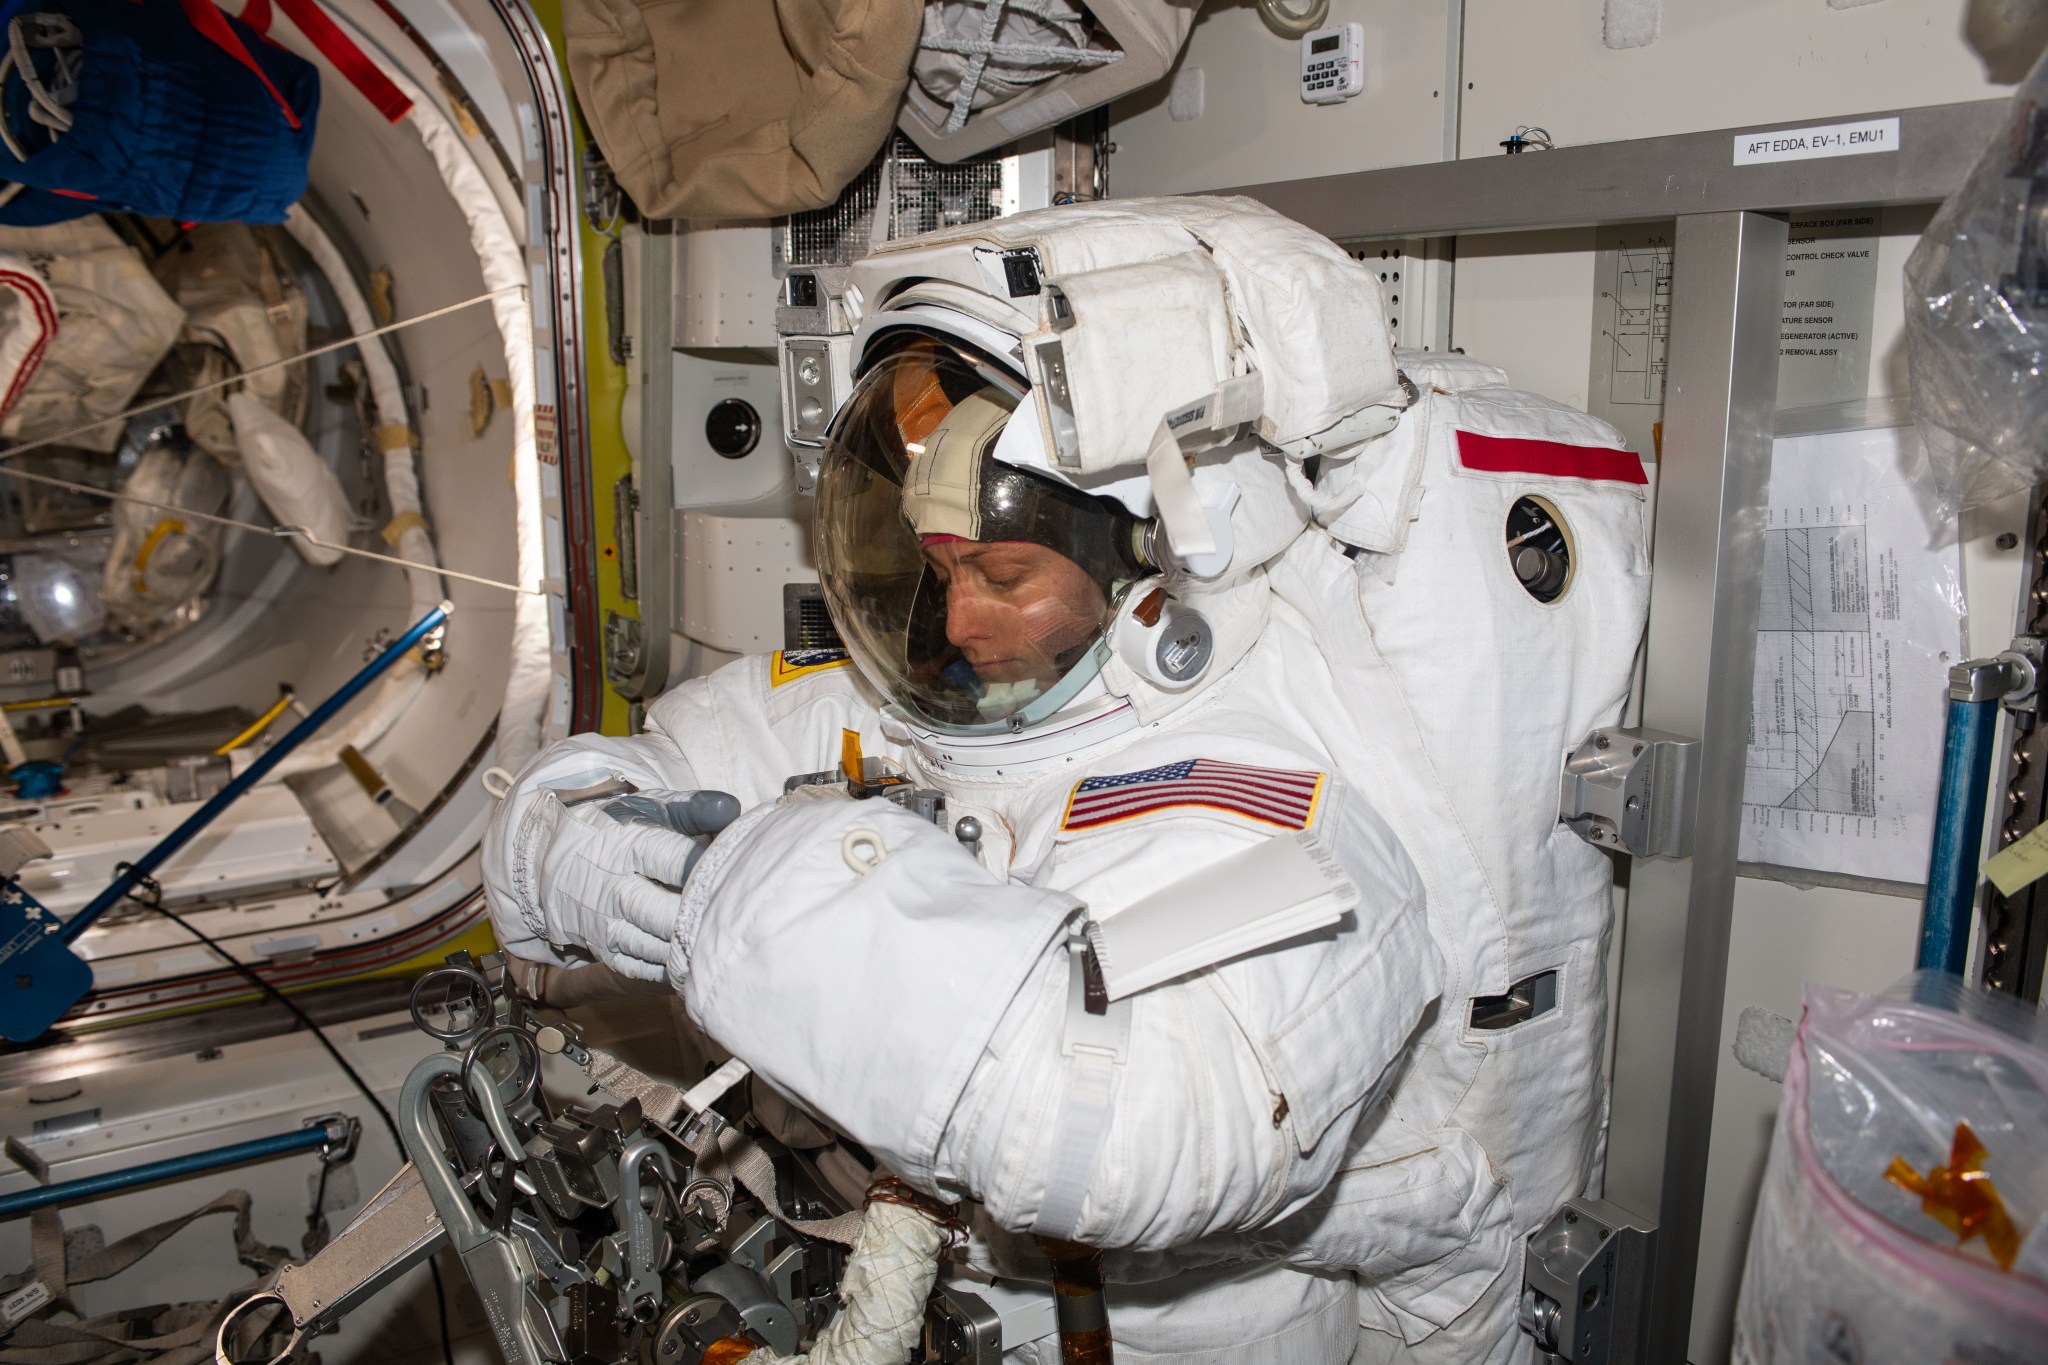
[
  {"left": 482, "top": 197, "right": 1646, "bottom": 1363},
  {"left": 1273, "top": 348, "right": 1653, "bottom": 1362}
]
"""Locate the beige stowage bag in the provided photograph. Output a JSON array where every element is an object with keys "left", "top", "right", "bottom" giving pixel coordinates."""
[{"left": 563, "top": 0, "right": 921, "bottom": 220}]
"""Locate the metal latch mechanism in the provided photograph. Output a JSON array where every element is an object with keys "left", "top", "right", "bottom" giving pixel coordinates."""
[
  {"left": 1519, "top": 1199, "right": 1657, "bottom": 1363},
  {"left": 1949, "top": 635, "right": 2042, "bottom": 710},
  {"left": 1558, "top": 726, "right": 1701, "bottom": 859}
]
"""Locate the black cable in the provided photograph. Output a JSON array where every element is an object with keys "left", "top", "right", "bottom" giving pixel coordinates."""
[
  {"left": 145, "top": 899, "right": 457, "bottom": 1365},
  {"left": 304, "top": 1157, "right": 333, "bottom": 1257}
]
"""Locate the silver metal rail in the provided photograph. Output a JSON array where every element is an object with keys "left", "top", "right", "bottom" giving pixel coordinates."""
[
  {"left": 1606, "top": 210, "right": 1787, "bottom": 1362},
  {"left": 1219, "top": 99, "right": 1999, "bottom": 240}
]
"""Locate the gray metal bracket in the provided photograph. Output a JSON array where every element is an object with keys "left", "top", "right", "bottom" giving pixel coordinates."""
[
  {"left": 1520, "top": 1199, "right": 1658, "bottom": 1364},
  {"left": 1559, "top": 727, "right": 1701, "bottom": 860}
]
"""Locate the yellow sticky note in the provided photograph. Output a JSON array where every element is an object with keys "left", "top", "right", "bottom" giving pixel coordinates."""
[
  {"left": 1983, "top": 822, "right": 2048, "bottom": 898},
  {"left": 840, "top": 729, "right": 864, "bottom": 783}
]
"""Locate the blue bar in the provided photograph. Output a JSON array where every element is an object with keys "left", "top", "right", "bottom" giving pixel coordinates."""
[
  {"left": 0, "top": 1126, "right": 330, "bottom": 1218},
  {"left": 1919, "top": 696, "right": 1999, "bottom": 975},
  {"left": 60, "top": 603, "right": 450, "bottom": 947}
]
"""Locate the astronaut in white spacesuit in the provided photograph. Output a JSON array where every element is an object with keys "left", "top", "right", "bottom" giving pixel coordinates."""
[{"left": 482, "top": 196, "right": 1627, "bottom": 1363}]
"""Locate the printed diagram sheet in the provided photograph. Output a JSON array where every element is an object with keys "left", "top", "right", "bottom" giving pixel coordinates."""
[
  {"left": 1607, "top": 242, "right": 1671, "bottom": 405},
  {"left": 1740, "top": 425, "right": 1961, "bottom": 884},
  {"left": 1587, "top": 227, "right": 1672, "bottom": 467}
]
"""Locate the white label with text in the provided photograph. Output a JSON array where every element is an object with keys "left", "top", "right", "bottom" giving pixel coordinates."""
[{"left": 1734, "top": 117, "right": 1899, "bottom": 166}]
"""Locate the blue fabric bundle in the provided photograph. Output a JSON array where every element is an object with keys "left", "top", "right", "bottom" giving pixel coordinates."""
[{"left": 0, "top": 0, "right": 319, "bottom": 224}]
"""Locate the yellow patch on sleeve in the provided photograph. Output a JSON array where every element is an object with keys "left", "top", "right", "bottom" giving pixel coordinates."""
[{"left": 769, "top": 649, "right": 851, "bottom": 688}]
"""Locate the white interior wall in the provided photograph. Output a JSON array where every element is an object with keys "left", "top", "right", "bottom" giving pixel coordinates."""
[
  {"left": 1110, "top": 0, "right": 1453, "bottom": 197},
  {"left": 1460, "top": 0, "right": 2014, "bottom": 158},
  {"left": 1111, "top": 6, "right": 2033, "bottom": 1364}
]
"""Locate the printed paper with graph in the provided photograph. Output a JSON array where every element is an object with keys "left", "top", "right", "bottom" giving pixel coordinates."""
[{"left": 1739, "top": 425, "right": 1962, "bottom": 884}]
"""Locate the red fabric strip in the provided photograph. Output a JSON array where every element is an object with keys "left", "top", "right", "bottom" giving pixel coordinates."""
[
  {"left": 1456, "top": 429, "right": 1646, "bottom": 485},
  {"left": 275, "top": 0, "right": 413, "bottom": 123},
  {"left": 177, "top": 0, "right": 300, "bottom": 129},
  {"left": 237, "top": 0, "right": 273, "bottom": 34},
  {"left": 0, "top": 269, "right": 58, "bottom": 417}
]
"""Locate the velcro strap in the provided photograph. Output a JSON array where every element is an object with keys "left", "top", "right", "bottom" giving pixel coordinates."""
[{"left": 1031, "top": 935, "right": 1131, "bottom": 1241}]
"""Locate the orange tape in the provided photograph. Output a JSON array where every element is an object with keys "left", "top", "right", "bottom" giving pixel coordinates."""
[{"left": 1884, "top": 1121, "right": 2022, "bottom": 1270}]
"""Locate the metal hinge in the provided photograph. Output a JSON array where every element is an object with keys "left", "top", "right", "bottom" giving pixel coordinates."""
[{"left": 1558, "top": 726, "right": 1700, "bottom": 859}]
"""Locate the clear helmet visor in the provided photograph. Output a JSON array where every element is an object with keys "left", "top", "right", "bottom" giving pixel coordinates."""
[{"left": 815, "top": 332, "right": 1145, "bottom": 734}]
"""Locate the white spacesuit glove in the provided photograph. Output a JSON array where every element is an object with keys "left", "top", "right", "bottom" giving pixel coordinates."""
[{"left": 495, "top": 785, "right": 740, "bottom": 981}]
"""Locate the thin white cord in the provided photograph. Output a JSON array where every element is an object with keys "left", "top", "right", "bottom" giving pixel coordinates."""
[
  {"left": 0, "top": 286, "right": 520, "bottom": 466},
  {"left": 0, "top": 453, "right": 536, "bottom": 595},
  {"left": 0, "top": 285, "right": 539, "bottom": 596}
]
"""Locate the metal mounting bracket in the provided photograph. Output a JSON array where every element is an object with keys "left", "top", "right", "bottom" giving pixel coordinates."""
[
  {"left": 1519, "top": 1198, "right": 1658, "bottom": 1364},
  {"left": 1558, "top": 726, "right": 1701, "bottom": 860}
]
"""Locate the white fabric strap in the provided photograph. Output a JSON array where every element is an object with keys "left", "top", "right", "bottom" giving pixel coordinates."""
[
  {"left": 1031, "top": 935, "right": 1131, "bottom": 1241},
  {"left": 1147, "top": 373, "right": 1265, "bottom": 562},
  {"left": 1146, "top": 419, "right": 1214, "bottom": 559},
  {"left": 682, "top": 1056, "right": 753, "bottom": 1115}
]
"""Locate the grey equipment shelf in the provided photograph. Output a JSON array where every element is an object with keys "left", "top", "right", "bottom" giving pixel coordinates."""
[{"left": 1218, "top": 98, "right": 2002, "bottom": 240}]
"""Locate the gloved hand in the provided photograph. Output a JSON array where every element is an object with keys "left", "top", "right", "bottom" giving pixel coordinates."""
[{"left": 502, "top": 786, "right": 740, "bottom": 981}]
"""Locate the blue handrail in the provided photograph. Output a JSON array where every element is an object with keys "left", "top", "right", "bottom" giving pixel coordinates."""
[
  {"left": 59, "top": 602, "right": 451, "bottom": 947},
  {"left": 0, "top": 1126, "right": 331, "bottom": 1218},
  {"left": 1919, "top": 695, "right": 2000, "bottom": 974}
]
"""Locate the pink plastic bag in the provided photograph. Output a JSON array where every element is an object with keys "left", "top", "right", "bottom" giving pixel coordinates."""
[{"left": 1734, "top": 974, "right": 2048, "bottom": 1364}]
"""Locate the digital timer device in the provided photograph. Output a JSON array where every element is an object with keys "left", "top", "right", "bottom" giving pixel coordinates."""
[{"left": 1300, "top": 24, "right": 1364, "bottom": 105}]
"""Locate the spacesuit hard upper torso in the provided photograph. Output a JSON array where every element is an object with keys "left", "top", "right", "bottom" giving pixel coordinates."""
[
  {"left": 487, "top": 585, "right": 1475, "bottom": 1363},
  {"left": 1267, "top": 353, "right": 1653, "bottom": 1363}
]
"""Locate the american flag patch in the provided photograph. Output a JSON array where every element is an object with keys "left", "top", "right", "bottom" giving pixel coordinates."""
[{"left": 1060, "top": 758, "right": 1326, "bottom": 833}]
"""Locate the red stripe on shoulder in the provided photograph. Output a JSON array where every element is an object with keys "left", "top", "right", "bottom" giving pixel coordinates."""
[{"left": 1456, "top": 430, "right": 1646, "bottom": 485}]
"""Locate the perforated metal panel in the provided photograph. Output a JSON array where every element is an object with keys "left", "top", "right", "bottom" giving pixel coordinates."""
[
  {"left": 785, "top": 155, "right": 883, "bottom": 266},
  {"left": 888, "top": 145, "right": 1005, "bottom": 239},
  {"left": 782, "top": 583, "right": 843, "bottom": 652},
  {"left": 783, "top": 136, "right": 1004, "bottom": 267}
]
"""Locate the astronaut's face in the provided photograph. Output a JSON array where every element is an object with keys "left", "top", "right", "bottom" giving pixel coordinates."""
[{"left": 924, "top": 539, "right": 1108, "bottom": 687}]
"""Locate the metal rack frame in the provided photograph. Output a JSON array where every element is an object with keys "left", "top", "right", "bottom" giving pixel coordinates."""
[{"left": 1220, "top": 97, "right": 2006, "bottom": 1362}]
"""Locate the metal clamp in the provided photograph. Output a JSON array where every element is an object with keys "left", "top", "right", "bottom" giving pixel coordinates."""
[
  {"left": 1558, "top": 727, "right": 1701, "bottom": 860},
  {"left": 216, "top": 1076, "right": 458, "bottom": 1365},
  {"left": 1950, "top": 636, "right": 2043, "bottom": 710},
  {"left": 400, "top": 1055, "right": 557, "bottom": 1365},
  {"left": 305, "top": 1113, "right": 360, "bottom": 1165},
  {"left": 616, "top": 1136, "right": 680, "bottom": 1322}
]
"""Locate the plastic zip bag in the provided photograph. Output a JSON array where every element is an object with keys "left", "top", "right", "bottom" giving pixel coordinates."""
[
  {"left": 1905, "top": 46, "right": 2048, "bottom": 512},
  {"left": 1733, "top": 973, "right": 2048, "bottom": 1363}
]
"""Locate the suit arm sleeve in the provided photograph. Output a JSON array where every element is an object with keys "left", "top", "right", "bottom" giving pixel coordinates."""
[{"left": 675, "top": 796, "right": 1439, "bottom": 1251}]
